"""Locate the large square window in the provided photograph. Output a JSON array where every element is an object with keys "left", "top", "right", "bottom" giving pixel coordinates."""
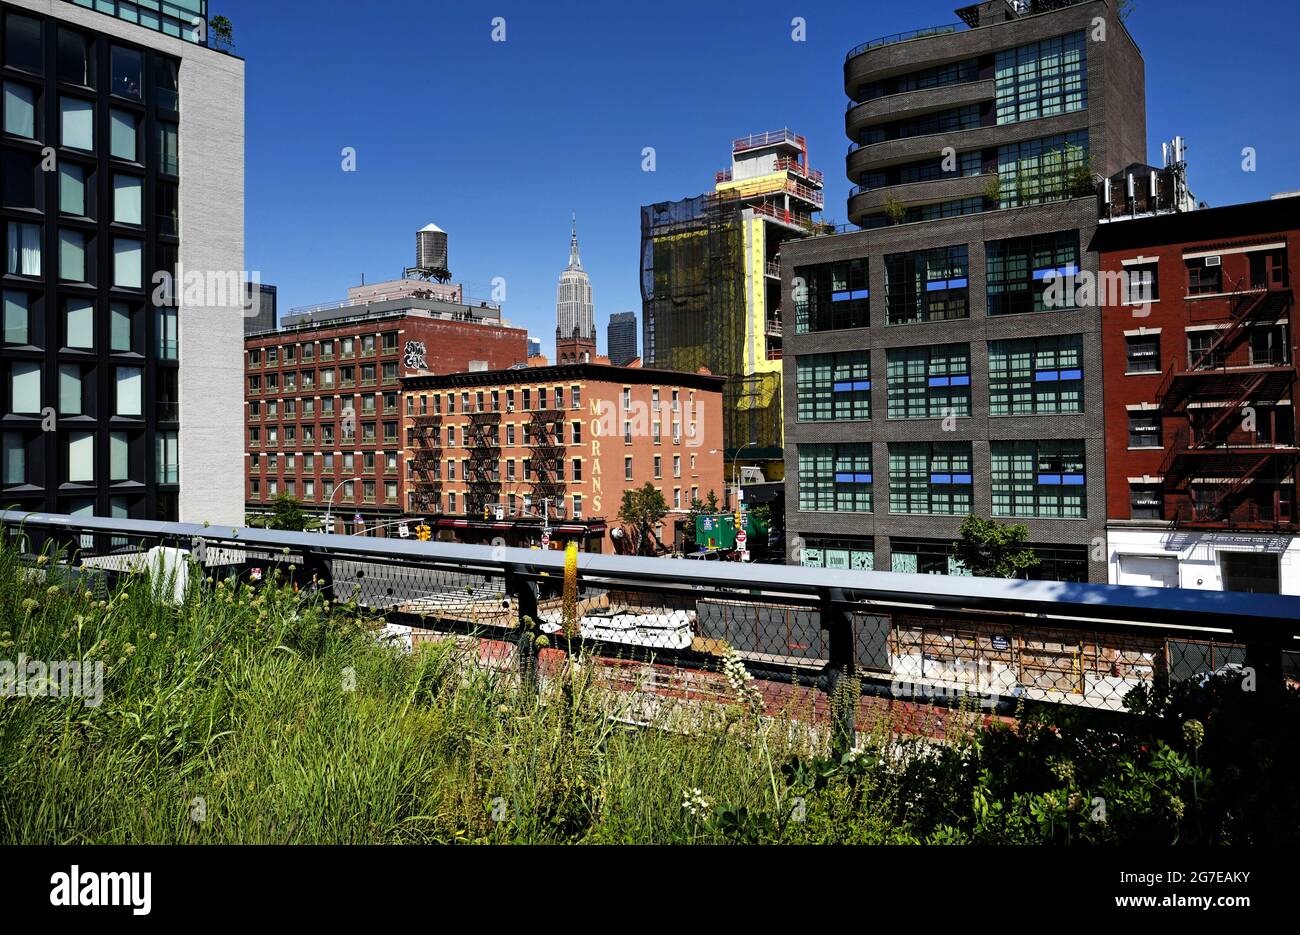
[
  {"left": 67, "top": 432, "right": 95, "bottom": 483},
  {"left": 111, "top": 46, "right": 144, "bottom": 100},
  {"left": 60, "top": 96, "right": 95, "bottom": 151},
  {"left": 113, "top": 238, "right": 143, "bottom": 288},
  {"left": 110, "top": 432, "right": 130, "bottom": 481},
  {"left": 59, "top": 162, "right": 88, "bottom": 215},
  {"left": 10, "top": 361, "right": 40, "bottom": 413},
  {"left": 115, "top": 366, "right": 142, "bottom": 416},
  {"left": 2, "top": 432, "right": 26, "bottom": 486},
  {"left": 59, "top": 363, "right": 84, "bottom": 415},
  {"left": 113, "top": 174, "right": 142, "bottom": 224},
  {"left": 111, "top": 302, "right": 134, "bottom": 352},
  {"left": 58, "top": 29, "right": 94, "bottom": 86},
  {"left": 2, "top": 149, "right": 39, "bottom": 208},
  {"left": 3, "top": 291, "right": 30, "bottom": 345},
  {"left": 110, "top": 109, "right": 137, "bottom": 161},
  {"left": 65, "top": 298, "right": 94, "bottom": 349},
  {"left": 59, "top": 228, "right": 88, "bottom": 282},
  {"left": 3, "top": 81, "right": 37, "bottom": 138},
  {"left": 4, "top": 13, "right": 43, "bottom": 74},
  {"left": 6, "top": 221, "right": 42, "bottom": 276}
]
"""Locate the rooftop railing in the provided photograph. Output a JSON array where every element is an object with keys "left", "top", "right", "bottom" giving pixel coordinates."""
[{"left": 845, "top": 23, "right": 962, "bottom": 60}]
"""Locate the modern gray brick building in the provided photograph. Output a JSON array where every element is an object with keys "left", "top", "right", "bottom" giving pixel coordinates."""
[
  {"left": 1, "top": 0, "right": 245, "bottom": 525},
  {"left": 781, "top": 0, "right": 1145, "bottom": 582}
]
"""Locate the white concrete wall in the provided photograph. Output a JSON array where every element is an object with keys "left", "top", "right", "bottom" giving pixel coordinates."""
[
  {"left": 1107, "top": 526, "right": 1300, "bottom": 595},
  {"left": 14, "top": 1, "right": 247, "bottom": 525}
]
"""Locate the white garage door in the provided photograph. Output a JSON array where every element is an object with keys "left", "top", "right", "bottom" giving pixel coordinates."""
[{"left": 1118, "top": 555, "right": 1179, "bottom": 588}]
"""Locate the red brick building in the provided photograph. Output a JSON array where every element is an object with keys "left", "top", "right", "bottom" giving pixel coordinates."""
[
  {"left": 402, "top": 362, "right": 726, "bottom": 553},
  {"left": 1096, "top": 195, "right": 1299, "bottom": 593},
  {"left": 245, "top": 301, "right": 527, "bottom": 532}
]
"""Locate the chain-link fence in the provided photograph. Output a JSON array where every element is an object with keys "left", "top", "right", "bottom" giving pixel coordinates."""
[{"left": 4, "top": 510, "right": 1298, "bottom": 739}]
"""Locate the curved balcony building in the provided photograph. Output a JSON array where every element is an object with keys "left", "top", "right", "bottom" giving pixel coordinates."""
[{"left": 781, "top": 0, "right": 1147, "bottom": 585}]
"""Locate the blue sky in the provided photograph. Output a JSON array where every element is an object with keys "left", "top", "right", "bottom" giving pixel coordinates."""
[{"left": 225, "top": 0, "right": 1300, "bottom": 355}]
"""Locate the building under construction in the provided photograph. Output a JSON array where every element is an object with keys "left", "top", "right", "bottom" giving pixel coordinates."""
[{"left": 641, "top": 130, "right": 824, "bottom": 480}]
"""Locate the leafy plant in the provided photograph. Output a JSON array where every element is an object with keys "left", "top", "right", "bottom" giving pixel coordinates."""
[
  {"left": 883, "top": 195, "right": 906, "bottom": 225},
  {"left": 952, "top": 514, "right": 1040, "bottom": 578},
  {"left": 618, "top": 482, "right": 667, "bottom": 556}
]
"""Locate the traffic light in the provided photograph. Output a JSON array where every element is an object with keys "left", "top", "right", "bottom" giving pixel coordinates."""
[
  {"left": 416, "top": 524, "right": 431, "bottom": 542},
  {"left": 734, "top": 511, "right": 743, "bottom": 529},
  {"left": 483, "top": 506, "right": 491, "bottom": 521}
]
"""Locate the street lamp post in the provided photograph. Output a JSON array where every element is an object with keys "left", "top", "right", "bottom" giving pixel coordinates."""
[
  {"left": 731, "top": 441, "right": 757, "bottom": 511},
  {"left": 324, "top": 476, "right": 363, "bottom": 535}
]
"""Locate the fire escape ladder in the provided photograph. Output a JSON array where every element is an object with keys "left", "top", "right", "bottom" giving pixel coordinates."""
[
  {"left": 1192, "top": 374, "right": 1267, "bottom": 445},
  {"left": 1188, "top": 282, "right": 1268, "bottom": 373}
]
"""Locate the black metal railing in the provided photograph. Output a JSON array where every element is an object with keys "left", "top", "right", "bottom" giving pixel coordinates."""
[{"left": 4, "top": 510, "right": 1299, "bottom": 730}]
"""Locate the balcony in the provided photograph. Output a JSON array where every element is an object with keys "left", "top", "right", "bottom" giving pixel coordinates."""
[
  {"left": 846, "top": 79, "right": 995, "bottom": 142},
  {"left": 848, "top": 173, "right": 991, "bottom": 226}
]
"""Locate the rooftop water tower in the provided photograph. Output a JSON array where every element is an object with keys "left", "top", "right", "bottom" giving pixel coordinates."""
[{"left": 406, "top": 223, "right": 451, "bottom": 283}]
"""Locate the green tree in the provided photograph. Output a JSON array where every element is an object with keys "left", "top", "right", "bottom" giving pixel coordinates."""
[
  {"left": 883, "top": 195, "right": 906, "bottom": 225},
  {"left": 952, "top": 514, "right": 1040, "bottom": 579},
  {"left": 265, "top": 494, "right": 309, "bottom": 532},
  {"left": 619, "top": 483, "right": 668, "bottom": 556},
  {"left": 209, "top": 15, "right": 235, "bottom": 51}
]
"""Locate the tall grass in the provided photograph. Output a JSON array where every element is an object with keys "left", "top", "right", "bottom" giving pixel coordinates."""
[{"left": 1, "top": 537, "right": 1292, "bottom": 844}]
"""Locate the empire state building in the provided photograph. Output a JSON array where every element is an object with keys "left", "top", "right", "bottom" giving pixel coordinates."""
[{"left": 555, "top": 215, "right": 596, "bottom": 363}]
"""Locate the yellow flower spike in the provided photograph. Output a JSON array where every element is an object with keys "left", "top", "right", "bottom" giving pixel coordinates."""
[{"left": 562, "top": 541, "right": 579, "bottom": 639}]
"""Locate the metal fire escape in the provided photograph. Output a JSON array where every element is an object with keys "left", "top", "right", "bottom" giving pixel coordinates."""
[
  {"left": 528, "top": 408, "right": 566, "bottom": 516},
  {"left": 466, "top": 403, "right": 502, "bottom": 517},
  {"left": 409, "top": 412, "right": 443, "bottom": 512},
  {"left": 1156, "top": 280, "right": 1297, "bottom": 527}
]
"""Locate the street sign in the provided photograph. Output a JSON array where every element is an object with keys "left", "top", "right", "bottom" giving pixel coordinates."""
[
  {"left": 541, "top": 533, "right": 551, "bottom": 548},
  {"left": 736, "top": 530, "right": 748, "bottom": 550},
  {"left": 398, "top": 524, "right": 410, "bottom": 539}
]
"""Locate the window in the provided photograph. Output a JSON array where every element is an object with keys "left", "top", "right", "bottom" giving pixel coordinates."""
[
  {"left": 794, "top": 259, "right": 869, "bottom": 333},
  {"left": 1186, "top": 258, "right": 1222, "bottom": 295},
  {"left": 1125, "top": 334, "right": 1160, "bottom": 373},
  {"left": 1130, "top": 484, "right": 1164, "bottom": 520},
  {"left": 571, "top": 421, "right": 581, "bottom": 444},
  {"left": 995, "top": 32, "right": 1087, "bottom": 125},
  {"left": 157, "top": 432, "right": 179, "bottom": 484},
  {"left": 799, "top": 537, "right": 875, "bottom": 572},
  {"left": 572, "top": 458, "right": 582, "bottom": 481},
  {"left": 1188, "top": 331, "right": 1226, "bottom": 371},
  {"left": 157, "top": 122, "right": 178, "bottom": 174},
  {"left": 2, "top": 149, "right": 39, "bottom": 208},
  {"left": 884, "top": 246, "right": 969, "bottom": 324},
  {"left": 796, "top": 351, "right": 871, "bottom": 421},
  {"left": 624, "top": 456, "right": 633, "bottom": 481},
  {"left": 889, "top": 538, "right": 969, "bottom": 576},
  {"left": 156, "top": 307, "right": 178, "bottom": 359},
  {"left": 59, "top": 229, "right": 88, "bottom": 282},
  {"left": 110, "top": 432, "right": 130, "bottom": 481},
  {"left": 858, "top": 104, "right": 980, "bottom": 145},
  {"left": 1128, "top": 412, "right": 1162, "bottom": 448},
  {"left": 888, "top": 443, "right": 972, "bottom": 515},
  {"left": 59, "top": 162, "right": 88, "bottom": 215},
  {"left": 2, "top": 81, "right": 37, "bottom": 138},
  {"left": 988, "top": 335, "right": 1083, "bottom": 415},
  {"left": 65, "top": 298, "right": 94, "bottom": 348},
  {"left": 113, "top": 238, "right": 143, "bottom": 288},
  {"left": 653, "top": 455, "right": 661, "bottom": 479},
  {"left": 115, "top": 367, "right": 142, "bottom": 417},
  {"left": 113, "top": 175, "right": 142, "bottom": 225},
  {"left": 58, "top": 29, "right": 93, "bottom": 86},
  {"left": 1125, "top": 263, "right": 1158, "bottom": 304},
  {"left": 10, "top": 361, "right": 40, "bottom": 413},
  {"left": 2, "top": 432, "right": 26, "bottom": 486},
  {"left": 60, "top": 96, "right": 94, "bottom": 150},
  {"left": 986, "top": 231, "right": 1080, "bottom": 316},
  {"left": 111, "top": 46, "right": 143, "bottom": 100},
  {"left": 3, "top": 291, "right": 30, "bottom": 345},
  {"left": 6, "top": 221, "right": 41, "bottom": 276},
  {"left": 673, "top": 455, "right": 681, "bottom": 478},
  {"left": 573, "top": 495, "right": 583, "bottom": 519},
  {"left": 995, "top": 131, "right": 1090, "bottom": 208},
  {"left": 155, "top": 57, "right": 179, "bottom": 111},
  {"left": 67, "top": 432, "right": 94, "bottom": 483},
  {"left": 798, "top": 444, "right": 873, "bottom": 513},
  {"left": 886, "top": 344, "right": 970, "bottom": 419},
  {"left": 991, "top": 440, "right": 1086, "bottom": 518},
  {"left": 4, "top": 13, "right": 42, "bottom": 74},
  {"left": 571, "top": 385, "right": 581, "bottom": 409}
]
